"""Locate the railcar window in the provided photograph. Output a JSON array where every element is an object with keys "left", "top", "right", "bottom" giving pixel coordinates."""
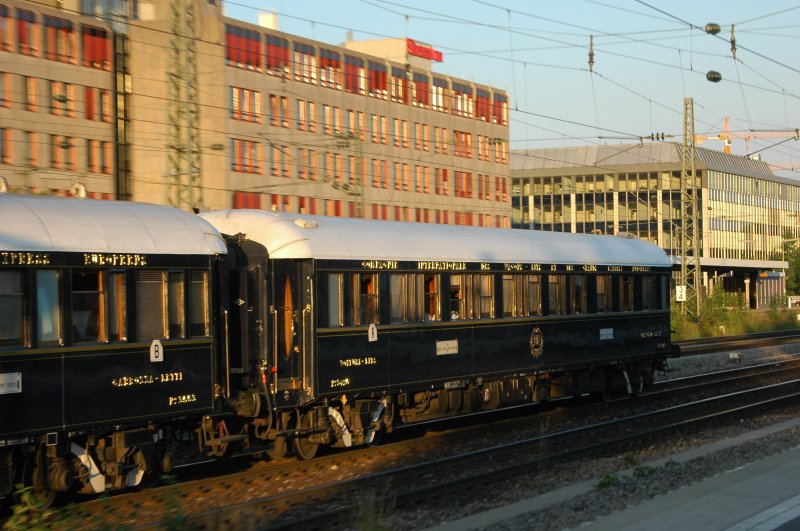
[
  {"left": 526, "top": 274, "right": 542, "bottom": 316},
  {"left": 641, "top": 275, "right": 659, "bottom": 310},
  {"left": 389, "top": 273, "right": 405, "bottom": 323},
  {"left": 137, "top": 270, "right": 166, "bottom": 339},
  {"left": 327, "top": 273, "right": 344, "bottom": 327},
  {"left": 502, "top": 274, "right": 516, "bottom": 317},
  {"left": 474, "top": 274, "right": 494, "bottom": 319},
  {"left": 37, "top": 270, "right": 61, "bottom": 344},
  {"left": 167, "top": 271, "right": 185, "bottom": 338},
  {"left": 72, "top": 270, "right": 104, "bottom": 342},
  {"left": 353, "top": 273, "right": 378, "bottom": 325},
  {"left": 620, "top": 274, "right": 634, "bottom": 311},
  {"left": 0, "top": 271, "right": 24, "bottom": 346},
  {"left": 571, "top": 275, "right": 587, "bottom": 313},
  {"left": 107, "top": 271, "right": 126, "bottom": 341},
  {"left": 547, "top": 274, "right": 567, "bottom": 315},
  {"left": 449, "top": 275, "right": 463, "bottom": 320},
  {"left": 189, "top": 270, "right": 209, "bottom": 337},
  {"left": 596, "top": 274, "right": 613, "bottom": 312},
  {"left": 423, "top": 274, "right": 440, "bottom": 321}
]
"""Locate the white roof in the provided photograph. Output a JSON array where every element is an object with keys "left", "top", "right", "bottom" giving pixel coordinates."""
[
  {"left": 200, "top": 210, "right": 671, "bottom": 267},
  {"left": 0, "top": 195, "right": 227, "bottom": 255}
]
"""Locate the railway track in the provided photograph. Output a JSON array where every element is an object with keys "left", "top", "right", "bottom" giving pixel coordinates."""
[
  {"left": 43, "top": 333, "right": 800, "bottom": 528},
  {"left": 675, "top": 329, "right": 800, "bottom": 356}
]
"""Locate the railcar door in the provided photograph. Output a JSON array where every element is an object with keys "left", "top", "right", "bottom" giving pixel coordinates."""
[{"left": 271, "top": 260, "right": 314, "bottom": 406}]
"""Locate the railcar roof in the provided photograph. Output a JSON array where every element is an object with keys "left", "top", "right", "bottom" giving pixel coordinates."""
[
  {"left": 0, "top": 195, "right": 227, "bottom": 255},
  {"left": 201, "top": 210, "right": 671, "bottom": 267}
]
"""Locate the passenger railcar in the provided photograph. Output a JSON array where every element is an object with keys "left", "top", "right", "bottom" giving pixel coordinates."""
[
  {"left": 0, "top": 195, "right": 227, "bottom": 499},
  {"left": 202, "top": 209, "right": 674, "bottom": 459},
  {"left": 0, "top": 195, "right": 674, "bottom": 501}
]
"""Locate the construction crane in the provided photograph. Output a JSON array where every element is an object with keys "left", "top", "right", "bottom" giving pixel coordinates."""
[{"left": 696, "top": 117, "right": 799, "bottom": 154}]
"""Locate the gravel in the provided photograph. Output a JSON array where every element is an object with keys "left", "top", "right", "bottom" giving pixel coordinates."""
[{"left": 382, "top": 346, "right": 800, "bottom": 531}]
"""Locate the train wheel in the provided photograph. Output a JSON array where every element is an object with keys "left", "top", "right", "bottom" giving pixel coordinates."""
[
  {"left": 267, "top": 436, "right": 287, "bottom": 460},
  {"left": 293, "top": 412, "right": 319, "bottom": 460},
  {"left": 17, "top": 453, "right": 56, "bottom": 508}
]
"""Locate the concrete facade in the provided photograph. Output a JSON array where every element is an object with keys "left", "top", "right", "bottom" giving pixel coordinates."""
[{"left": 0, "top": 0, "right": 511, "bottom": 227}]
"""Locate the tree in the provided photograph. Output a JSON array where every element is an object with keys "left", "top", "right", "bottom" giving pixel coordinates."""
[{"left": 786, "top": 239, "right": 800, "bottom": 296}]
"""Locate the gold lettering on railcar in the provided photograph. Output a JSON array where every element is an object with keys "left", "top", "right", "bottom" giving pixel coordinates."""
[
  {"left": 607, "top": 266, "right": 623, "bottom": 272},
  {"left": 361, "top": 260, "right": 398, "bottom": 270},
  {"left": 480, "top": 263, "right": 491, "bottom": 271},
  {"left": 168, "top": 394, "right": 197, "bottom": 406},
  {"left": 504, "top": 263, "right": 524, "bottom": 271},
  {"left": 0, "top": 252, "right": 51, "bottom": 266},
  {"left": 112, "top": 371, "right": 184, "bottom": 387},
  {"left": 83, "top": 253, "right": 148, "bottom": 267},
  {"left": 566, "top": 265, "right": 574, "bottom": 271},
  {"left": 417, "top": 261, "right": 467, "bottom": 271},
  {"left": 632, "top": 266, "right": 651, "bottom": 272},
  {"left": 530, "top": 264, "right": 542, "bottom": 271},
  {"left": 339, "top": 357, "right": 377, "bottom": 367},
  {"left": 583, "top": 264, "right": 598, "bottom": 272},
  {"left": 550, "top": 264, "right": 557, "bottom": 271},
  {"left": 330, "top": 377, "right": 351, "bottom": 388}
]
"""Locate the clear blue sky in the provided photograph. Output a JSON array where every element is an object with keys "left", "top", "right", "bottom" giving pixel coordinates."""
[{"left": 224, "top": 0, "right": 800, "bottom": 178}]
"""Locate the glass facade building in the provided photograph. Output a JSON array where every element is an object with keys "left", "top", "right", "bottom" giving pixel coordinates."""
[{"left": 511, "top": 143, "right": 800, "bottom": 308}]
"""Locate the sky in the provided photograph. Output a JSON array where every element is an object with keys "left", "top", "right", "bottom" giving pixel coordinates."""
[{"left": 223, "top": 0, "right": 800, "bottom": 179}]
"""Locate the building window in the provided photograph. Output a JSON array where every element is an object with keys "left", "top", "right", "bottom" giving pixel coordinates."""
[
  {"left": 44, "top": 15, "right": 75, "bottom": 63},
  {"left": 0, "top": 5, "right": 11, "bottom": 52},
  {"left": 319, "top": 49, "right": 342, "bottom": 89},
  {"left": 0, "top": 128, "right": 9, "bottom": 164},
  {"left": 230, "top": 138, "right": 262, "bottom": 173},
  {"left": 390, "top": 66, "right": 409, "bottom": 104},
  {"left": 225, "top": 24, "right": 261, "bottom": 71},
  {"left": 24, "top": 76, "right": 36, "bottom": 112},
  {"left": 452, "top": 82, "right": 474, "bottom": 117},
  {"left": 493, "top": 93, "right": 509, "bottom": 125},
  {"left": 230, "top": 86, "right": 261, "bottom": 122},
  {"left": 367, "top": 61, "right": 387, "bottom": 98},
  {"left": 476, "top": 89, "right": 491, "bottom": 121},
  {"left": 82, "top": 25, "right": 110, "bottom": 69},
  {"left": 17, "top": 9, "right": 37, "bottom": 56},
  {"left": 293, "top": 42, "right": 316, "bottom": 84},
  {"left": 50, "top": 81, "right": 75, "bottom": 117},
  {"left": 344, "top": 55, "right": 365, "bottom": 94},
  {"left": 432, "top": 78, "right": 448, "bottom": 112},
  {"left": 100, "top": 89, "right": 112, "bottom": 122},
  {"left": 413, "top": 73, "right": 429, "bottom": 107},
  {"left": 266, "top": 35, "right": 290, "bottom": 76}
]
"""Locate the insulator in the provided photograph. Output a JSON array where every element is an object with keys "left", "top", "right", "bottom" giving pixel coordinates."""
[
  {"left": 704, "top": 23, "right": 721, "bottom": 35},
  {"left": 706, "top": 71, "right": 722, "bottom": 83}
]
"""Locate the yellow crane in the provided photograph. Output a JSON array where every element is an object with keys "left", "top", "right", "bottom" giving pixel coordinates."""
[{"left": 695, "top": 116, "right": 799, "bottom": 154}]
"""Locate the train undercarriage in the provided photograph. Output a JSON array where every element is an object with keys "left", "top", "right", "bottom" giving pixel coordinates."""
[{"left": 1, "top": 357, "right": 664, "bottom": 505}]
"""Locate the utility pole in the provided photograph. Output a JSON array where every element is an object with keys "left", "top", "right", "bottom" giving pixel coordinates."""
[
  {"left": 679, "top": 97, "right": 701, "bottom": 315},
  {"left": 166, "top": 0, "right": 202, "bottom": 211}
]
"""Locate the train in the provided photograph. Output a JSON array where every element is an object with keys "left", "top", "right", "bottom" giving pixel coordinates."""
[{"left": 0, "top": 194, "right": 674, "bottom": 500}]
